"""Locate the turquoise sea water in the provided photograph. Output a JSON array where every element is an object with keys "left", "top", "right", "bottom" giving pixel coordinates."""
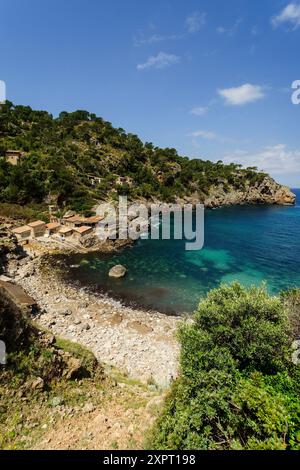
[{"left": 58, "top": 189, "right": 300, "bottom": 315}]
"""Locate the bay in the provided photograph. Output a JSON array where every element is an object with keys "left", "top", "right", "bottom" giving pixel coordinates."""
[{"left": 56, "top": 189, "right": 300, "bottom": 315}]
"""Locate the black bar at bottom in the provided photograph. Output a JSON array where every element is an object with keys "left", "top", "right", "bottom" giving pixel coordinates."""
[{"left": 0, "top": 450, "right": 299, "bottom": 466}]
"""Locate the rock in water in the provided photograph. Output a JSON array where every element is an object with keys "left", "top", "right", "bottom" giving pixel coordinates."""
[{"left": 108, "top": 264, "right": 127, "bottom": 278}]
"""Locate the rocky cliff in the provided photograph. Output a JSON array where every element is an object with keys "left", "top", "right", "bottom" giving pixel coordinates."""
[
  {"left": 178, "top": 176, "right": 295, "bottom": 208},
  {"left": 0, "top": 225, "right": 21, "bottom": 274}
]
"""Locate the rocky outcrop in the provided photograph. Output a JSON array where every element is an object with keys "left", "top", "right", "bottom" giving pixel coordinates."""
[
  {"left": 0, "top": 225, "right": 22, "bottom": 274},
  {"left": 0, "top": 282, "right": 101, "bottom": 378},
  {"left": 273, "top": 185, "right": 296, "bottom": 205},
  {"left": 0, "top": 226, "right": 19, "bottom": 257},
  {"left": 177, "top": 176, "right": 295, "bottom": 209}
]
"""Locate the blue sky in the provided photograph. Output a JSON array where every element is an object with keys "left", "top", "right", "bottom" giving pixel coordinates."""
[{"left": 1, "top": 0, "right": 300, "bottom": 186}]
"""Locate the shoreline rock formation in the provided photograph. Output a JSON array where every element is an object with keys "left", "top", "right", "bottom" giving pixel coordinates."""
[{"left": 177, "top": 176, "right": 296, "bottom": 209}]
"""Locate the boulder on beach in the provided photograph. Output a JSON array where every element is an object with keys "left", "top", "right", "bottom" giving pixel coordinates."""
[{"left": 108, "top": 264, "right": 127, "bottom": 278}]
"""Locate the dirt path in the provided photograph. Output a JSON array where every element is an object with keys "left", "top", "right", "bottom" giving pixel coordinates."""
[{"left": 33, "top": 377, "right": 164, "bottom": 450}]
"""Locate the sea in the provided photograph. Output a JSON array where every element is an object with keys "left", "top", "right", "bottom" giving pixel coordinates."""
[{"left": 55, "top": 189, "right": 300, "bottom": 315}]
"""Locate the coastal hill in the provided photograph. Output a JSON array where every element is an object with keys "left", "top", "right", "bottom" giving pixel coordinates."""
[{"left": 0, "top": 101, "right": 295, "bottom": 214}]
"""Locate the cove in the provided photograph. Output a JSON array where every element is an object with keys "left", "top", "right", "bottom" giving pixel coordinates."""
[{"left": 53, "top": 189, "right": 300, "bottom": 316}]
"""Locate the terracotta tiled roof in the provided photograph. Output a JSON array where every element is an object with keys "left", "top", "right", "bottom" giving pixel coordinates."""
[
  {"left": 46, "top": 222, "right": 61, "bottom": 230},
  {"left": 65, "top": 215, "right": 83, "bottom": 223},
  {"left": 59, "top": 227, "right": 73, "bottom": 234},
  {"left": 82, "top": 216, "right": 104, "bottom": 223},
  {"left": 12, "top": 225, "right": 31, "bottom": 234},
  {"left": 74, "top": 226, "right": 92, "bottom": 234},
  {"left": 6, "top": 150, "right": 23, "bottom": 155},
  {"left": 28, "top": 220, "right": 46, "bottom": 228}
]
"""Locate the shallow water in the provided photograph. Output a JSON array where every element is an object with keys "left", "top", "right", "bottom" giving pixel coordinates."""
[{"left": 56, "top": 189, "right": 300, "bottom": 315}]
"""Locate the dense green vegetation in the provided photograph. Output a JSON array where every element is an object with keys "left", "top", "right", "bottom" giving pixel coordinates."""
[
  {"left": 0, "top": 102, "right": 267, "bottom": 212},
  {"left": 150, "top": 283, "right": 300, "bottom": 450}
]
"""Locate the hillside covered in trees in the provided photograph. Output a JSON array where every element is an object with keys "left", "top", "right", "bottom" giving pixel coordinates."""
[{"left": 0, "top": 101, "right": 278, "bottom": 214}]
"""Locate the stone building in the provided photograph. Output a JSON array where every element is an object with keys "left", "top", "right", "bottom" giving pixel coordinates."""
[
  {"left": 45, "top": 222, "right": 61, "bottom": 236},
  {"left": 58, "top": 227, "right": 73, "bottom": 238},
  {"left": 73, "top": 226, "right": 93, "bottom": 239},
  {"left": 12, "top": 225, "right": 32, "bottom": 243},
  {"left": 5, "top": 150, "right": 24, "bottom": 165},
  {"left": 28, "top": 221, "right": 46, "bottom": 237},
  {"left": 63, "top": 215, "right": 83, "bottom": 228},
  {"left": 81, "top": 215, "right": 103, "bottom": 228}
]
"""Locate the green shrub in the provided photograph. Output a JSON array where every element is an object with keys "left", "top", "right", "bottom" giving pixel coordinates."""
[
  {"left": 0, "top": 203, "right": 49, "bottom": 222},
  {"left": 150, "top": 283, "right": 300, "bottom": 450}
]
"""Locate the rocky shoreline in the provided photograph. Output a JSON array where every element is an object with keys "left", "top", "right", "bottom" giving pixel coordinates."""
[
  {"left": 125, "top": 176, "right": 295, "bottom": 211},
  {"left": 176, "top": 176, "right": 296, "bottom": 209},
  {"left": 7, "top": 252, "right": 180, "bottom": 388}
]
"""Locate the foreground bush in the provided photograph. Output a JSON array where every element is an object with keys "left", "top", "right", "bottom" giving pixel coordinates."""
[{"left": 151, "top": 283, "right": 300, "bottom": 450}]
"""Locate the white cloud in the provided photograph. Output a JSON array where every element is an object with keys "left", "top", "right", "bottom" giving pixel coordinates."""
[
  {"left": 190, "top": 129, "right": 218, "bottom": 140},
  {"left": 272, "top": 3, "right": 300, "bottom": 29},
  {"left": 218, "top": 83, "right": 265, "bottom": 106},
  {"left": 216, "top": 18, "right": 242, "bottom": 37},
  {"left": 222, "top": 144, "right": 300, "bottom": 174},
  {"left": 134, "top": 33, "right": 182, "bottom": 47},
  {"left": 185, "top": 12, "right": 206, "bottom": 33},
  {"left": 190, "top": 106, "right": 209, "bottom": 116},
  {"left": 217, "top": 26, "right": 226, "bottom": 34},
  {"left": 135, "top": 11, "right": 206, "bottom": 47},
  {"left": 137, "top": 52, "right": 180, "bottom": 71}
]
